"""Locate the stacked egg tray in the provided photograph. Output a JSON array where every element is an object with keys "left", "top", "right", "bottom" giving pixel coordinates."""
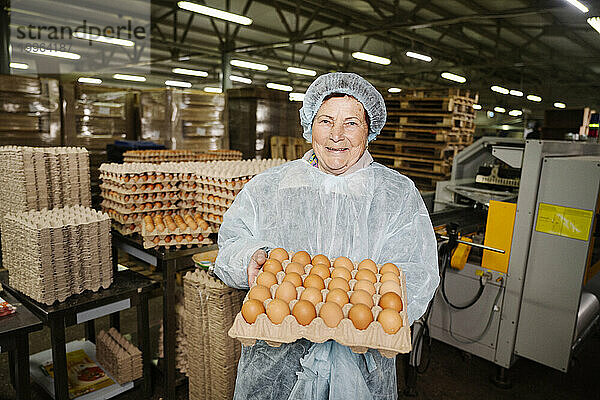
[
  {"left": 96, "top": 328, "right": 143, "bottom": 385},
  {"left": 228, "top": 252, "right": 411, "bottom": 357},
  {"left": 0, "top": 206, "right": 112, "bottom": 305},
  {"left": 123, "top": 149, "right": 243, "bottom": 163},
  {"left": 141, "top": 213, "right": 212, "bottom": 249}
]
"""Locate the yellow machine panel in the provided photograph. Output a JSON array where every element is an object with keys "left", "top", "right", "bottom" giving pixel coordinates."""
[
  {"left": 451, "top": 237, "right": 472, "bottom": 271},
  {"left": 482, "top": 201, "right": 517, "bottom": 274}
]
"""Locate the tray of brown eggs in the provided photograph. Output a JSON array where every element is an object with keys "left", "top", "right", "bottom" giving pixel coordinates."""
[{"left": 228, "top": 249, "right": 411, "bottom": 357}]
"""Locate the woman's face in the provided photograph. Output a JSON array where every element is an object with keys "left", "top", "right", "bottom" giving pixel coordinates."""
[{"left": 311, "top": 95, "right": 369, "bottom": 175}]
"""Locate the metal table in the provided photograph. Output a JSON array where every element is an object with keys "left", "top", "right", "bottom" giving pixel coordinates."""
[
  {"left": 1, "top": 269, "right": 158, "bottom": 400},
  {"left": 111, "top": 230, "right": 218, "bottom": 400}
]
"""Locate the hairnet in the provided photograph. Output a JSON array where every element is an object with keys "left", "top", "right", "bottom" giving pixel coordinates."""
[{"left": 299, "top": 72, "right": 387, "bottom": 143}]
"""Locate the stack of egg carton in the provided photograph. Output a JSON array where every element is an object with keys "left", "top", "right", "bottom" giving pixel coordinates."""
[
  {"left": 0, "top": 206, "right": 112, "bottom": 305},
  {"left": 96, "top": 328, "right": 143, "bottom": 385},
  {"left": 0, "top": 146, "right": 91, "bottom": 217}
]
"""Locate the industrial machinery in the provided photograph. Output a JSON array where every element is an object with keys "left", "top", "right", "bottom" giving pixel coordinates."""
[{"left": 412, "top": 138, "right": 600, "bottom": 389}]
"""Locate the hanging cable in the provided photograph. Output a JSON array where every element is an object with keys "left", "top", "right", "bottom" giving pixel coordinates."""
[{"left": 439, "top": 241, "right": 486, "bottom": 310}]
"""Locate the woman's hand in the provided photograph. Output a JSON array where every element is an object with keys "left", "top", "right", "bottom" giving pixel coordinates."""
[{"left": 248, "top": 249, "right": 267, "bottom": 286}]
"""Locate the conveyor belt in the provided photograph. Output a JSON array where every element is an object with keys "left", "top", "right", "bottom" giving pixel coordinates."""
[{"left": 430, "top": 207, "right": 487, "bottom": 236}]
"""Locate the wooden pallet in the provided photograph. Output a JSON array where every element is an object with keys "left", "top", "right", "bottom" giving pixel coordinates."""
[
  {"left": 386, "top": 97, "right": 476, "bottom": 114},
  {"left": 386, "top": 88, "right": 479, "bottom": 102},
  {"left": 396, "top": 170, "right": 449, "bottom": 191},
  {"left": 379, "top": 126, "right": 473, "bottom": 143},
  {"left": 393, "top": 114, "right": 475, "bottom": 130},
  {"left": 373, "top": 154, "right": 451, "bottom": 175},
  {"left": 370, "top": 140, "right": 462, "bottom": 160},
  {"left": 271, "top": 136, "right": 311, "bottom": 160}
]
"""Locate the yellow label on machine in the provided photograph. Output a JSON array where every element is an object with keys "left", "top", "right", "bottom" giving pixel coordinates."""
[
  {"left": 535, "top": 203, "right": 594, "bottom": 241},
  {"left": 482, "top": 201, "right": 517, "bottom": 274}
]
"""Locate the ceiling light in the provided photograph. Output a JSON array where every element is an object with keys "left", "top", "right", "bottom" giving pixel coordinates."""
[
  {"left": 441, "top": 72, "right": 466, "bottom": 83},
  {"left": 286, "top": 66, "right": 317, "bottom": 76},
  {"left": 178, "top": 1, "right": 253, "bottom": 25},
  {"left": 587, "top": 17, "right": 600, "bottom": 33},
  {"left": 554, "top": 102, "right": 566, "bottom": 108},
  {"left": 405, "top": 51, "right": 432, "bottom": 62},
  {"left": 352, "top": 52, "right": 391, "bottom": 65},
  {"left": 565, "top": 0, "right": 589, "bottom": 13},
  {"left": 527, "top": 94, "right": 542, "bottom": 102},
  {"left": 78, "top": 77, "right": 102, "bottom": 84},
  {"left": 388, "top": 87, "right": 402, "bottom": 93},
  {"left": 165, "top": 80, "right": 192, "bottom": 88},
  {"left": 266, "top": 82, "right": 293, "bottom": 92},
  {"left": 509, "top": 89, "right": 523, "bottom": 97},
  {"left": 113, "top": 73, "right": 146, "bottom": 82},
  {"left": 494, "top": 107, "right": 506, "bottom": 113},
  {"left": 9, "top": 62, "right": 28, "bottom": 69},
  {"left": 230, "top": 59, "right": 268, "bottom": 71},
  {"left": 491, "top": 85, "right": 509, "bottom": 94},
  {"left": 72, "top": 32, "right": 134, "bottom": 47},
  {"left": 92, "top": 102, "right": 122, "bottom": 108},
  {"left": 473, "top": 104, "right": 482, "bottom": 110},
  {"left": 289, "top": 92, "right": 305, "bottom": 102},
  {"left": 172, "top": 67, "right": 208, "bottom": 77},
  {"left": 509, "top": 109, "right": 523, "bottom": 116},
  {"left": 26, "top": 48, "right": 80, "bottom": 60},
  {"left": 230, "top": 75, "right": 252, "bottom": 84},
  {"left": 501, "top": 125, "right": 510, "bottom": 131},
  {"left": 204, "top": 87, "right": 223, "bottom": 93}
]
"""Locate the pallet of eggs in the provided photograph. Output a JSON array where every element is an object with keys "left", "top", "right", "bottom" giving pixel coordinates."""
[
  {"left": 142, "top": 213, "right": 212, "bottom": 249},
  {"left": 228, "top": 249, "right": 411, "bottom": 357}
]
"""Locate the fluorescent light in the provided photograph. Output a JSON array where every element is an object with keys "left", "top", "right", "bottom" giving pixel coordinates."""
[
  {"left": 178, "top": 1, "right": 253, "bottom": 25},
  {"left": 26, "top": 48, "right": 80, "bottom": 60},
  {"left": 72, "top": 32, "right": 134, "bottom": 47},
  {"left": 588, "top": 17, "right": 600, "bottom": 33},
  {"left": 494, "top": 107, "right": 506, "bottom": 113},
  {"left": 204, "top": 87, "right": 222, "bottom": 93},
  {"left": 289, "top": 92, "right": 305, "bottom": 102},
  {"left": 509, "top": 109, "right": 523, "bottom": 116},
  {"left": 266, "top": 82, "right": 293, "bottom": 92},
  {"left": 10, "top": 62, "right": 28, "bottom": 69},
  {"left": 286, "top": 66, "right": 317, "bottom": 76},
  {"left": 165, "top": 80, "right": 192, "bottom": 88},
  {"left": 554, "top": 102, "right": 566, "bottom": 108},
  {"left": 352, "top": 52, "right": 391, "bottom": 65},
  {"left": 113, "top": 73, "right": 146, "bottom": 82},
  {"left": 405, "top": 51, "right": 432, "bottom": 62},
  {"left": 230, "top": 75, "right": 252, "bottom": 84},
  {"left": 491, "top": 85, "right": 509, "bottom": 94},
  {"left": 473, "top": 104, "right": 482, "bottom": 110},
  {"left": 172, "top": 67, "right": 208, "bottom": 77},
  {"left": 78, "top": 77, "right": 102, "bottom": 84},
  {"left": 565, "top": 0, "right": 589, "bottom": 13},
  {"left": 230, "top": 59, "right": 268, "bottom": 71},
  {"left": 527, "top": 94, "right": 542, "bottom": 102},
  {"left": 509, "top": 89, "right": 523, "bottom": 97},
  {"left": 441, "top": 72, "right": 466, "bottom": 83},
  {"left": 501, "top": 125, "right": 510, "bottom": 131},
  {"left": 388, "top": 87, "right": 402, "bottom": 93},
  {"left": 92, "top": 102, "right": 122, "bottom": 108}
]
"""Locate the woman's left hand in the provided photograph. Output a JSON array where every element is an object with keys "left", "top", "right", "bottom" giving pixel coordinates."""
[{"left": 247, "top": 249, "right": 267, "bottom": 286}]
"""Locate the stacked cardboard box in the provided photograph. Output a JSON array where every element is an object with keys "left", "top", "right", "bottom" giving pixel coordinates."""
[{"left": 96, "top": 328, "right": 143, "bottom": 385}]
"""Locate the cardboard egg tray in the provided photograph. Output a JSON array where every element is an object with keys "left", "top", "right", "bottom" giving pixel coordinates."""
[
  {"left": 100, "top": 189, "right": 180, "bottom": 205},
  {"left": 102, "top": 208, "right": 144, "bottom": 225},
  {"left": 144, "top": 235, "right": 213, "bottom": 249},
  {"left": 178, "top": 182, "right": 200, "bottom": 193},
  {"left": 0, "top": 206, "right": 112, "bottom": 305},
  {"left": 197, "top": 177, "right": 249, "bottom": 190},
  {"left": 197, "top": 194, "right": 232, "bottom": 207},
  {"left": 179, "top": 190, "right": 198, "bottom": 200},
  {"left": 177, "top": 199, "right": 200, "bottom": 209},
  {"left": 96, "top": 328, "right": 143, "bottom": 385},
  {"left": 100, "top": 199, "right": 179, "bottom": 215},
  {"left": 141, "top": 214, "right": 213, "bottom": 249},
  {"left": 201, "top": 213, "right": 223, "bottom": 225},
  {"left": 112, "top": 221, "right": 141, "bottom": 235},
  {"left": 197, "top": 203, "right": 227, "bottom": 216},
  {"left": 199, "top": 184, "right": 239, "bottom": 201},
  {"left": 228, "top": 258, "right": 411, "bottom": 358}
]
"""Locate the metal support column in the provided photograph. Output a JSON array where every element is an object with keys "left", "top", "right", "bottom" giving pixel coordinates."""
[
  {"left": 221, "top": 46, "right": 232, "bottom": 92},
  {"left": 0, "top": 0, "right": 10, "bottom": 74}
]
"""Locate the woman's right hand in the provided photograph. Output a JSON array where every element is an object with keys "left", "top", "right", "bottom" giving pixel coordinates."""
[{"left": 248, "top": 249, "right": 267, "bottom": 286}]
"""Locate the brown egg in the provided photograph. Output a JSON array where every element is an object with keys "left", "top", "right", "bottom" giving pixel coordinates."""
[
  {"left": 319, "top": 302, "right": 344, "bottom": 328},
  {"left": 263, "top": 259, "right": 283, "bottom": 275},
  {"left": 241, "top": 299, "right": 265, "bottom": 324},
  {"left": 328, "top": 277, "right": 350, "bottom": 292},
  {"left": 354, "top": 279, "right": 376, "bottom": 296},
  {"left": 348, "top": 304, "right": 373, "bottom": 330},
  {"left": 275, "top": 281, "right": 297, "bottom": 303},
  {"left": 355, "top": 269, "right": 377, "bottom": 284},
  {"left": 326, "top": 288, "right": 349, "bottom": 307},
  {"left": 292, "top": 251, "right": 312, "bottom": 266},
  {"left": 331, "top": 267, "right": 352, "bottom": 281},
  {"left": 379, "top": 292, "right": 403, "bottom": 312},
  {"left": 312, "top": 254, "right": 331, "bottom": 268},
  {"left": 283, "top": 272, "right": 303, "bottom": 288},
  {"left": 300, "top": 287, "right": 323, "bottom": 305},
  {"left": 266, "top": 299, "right": 290, "bottom": 325},
  {"left": 256, "top": 271, "right": 277, "bottom": 288},
  {"left": 248, "top": 285, "right": 271, "bottom": 303},
  {"left": 270, "top": 248, "right": 289, "bottom": 262},
  {"left": 333, "top": 256, "right": 354, "bottom": 270},
  {"left": 310, "top": 264, "right": 331, "bottom": 280},
  {"left": 358, "top": 259, "right": 378, "bottom": 274},
  {"left": 380, "top": 273, "right": 400, "bottom": 285},
  {"left": 377, "top": 308, "right": 403, "bottom": 334},
  {"left": 303, "top": 274, "right": 325, "bottom": 290},
  {"left": 292, "top": 300, "right": 316, "bottom": 326},
  {"left": 380, "top": 280, "right": 402, "bottom": 296},
  {"left": 380, "top": 263, "right": 400, "bottom": 276},
  {"left": 350, "top": 289, "right": 374, "bottom": 308},
  {"left": 285, "top": 262, "right": 306, "bottom": 276}
]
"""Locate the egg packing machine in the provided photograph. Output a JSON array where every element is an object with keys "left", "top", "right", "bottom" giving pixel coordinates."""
[{"left": 406, "top": 138, "right": 600, "bottom": 394}]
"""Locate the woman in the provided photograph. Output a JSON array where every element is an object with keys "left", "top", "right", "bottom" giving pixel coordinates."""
[{"left": 215, "top": 72, "right": 439, "bottom": 399}]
